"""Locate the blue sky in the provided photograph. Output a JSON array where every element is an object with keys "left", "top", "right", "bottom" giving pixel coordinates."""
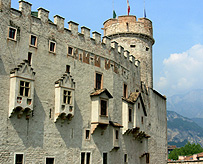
[{"left": 11, "top": 0, "right": 203, "bottom": 96}]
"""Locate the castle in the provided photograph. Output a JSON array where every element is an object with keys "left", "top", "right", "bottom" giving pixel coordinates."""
[{"left": 0, "top": 0, "right": 167, "bottom": 163}]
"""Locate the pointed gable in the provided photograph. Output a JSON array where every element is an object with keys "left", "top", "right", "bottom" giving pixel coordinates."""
[
  {"left": 90, "top": 88, "right": 113, "bottom": 98},
  {"left": 55, "top": 72, "right": 75, "bottom": 89}
]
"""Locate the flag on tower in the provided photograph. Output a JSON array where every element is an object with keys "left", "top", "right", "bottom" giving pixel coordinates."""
[
  {"left": 127, "top": 0, "right": 130, "bottom": 15},
  {"left": 113, "top": 10, "right": 117, "bottom": 18}
]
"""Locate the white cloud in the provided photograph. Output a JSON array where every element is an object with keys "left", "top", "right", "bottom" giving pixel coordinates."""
[{"left": 156, "top": 44, "right": 203, "bottom": 96}]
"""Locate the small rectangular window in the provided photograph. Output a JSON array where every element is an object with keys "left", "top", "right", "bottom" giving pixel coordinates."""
[
  {"left": 8, "top": 27, "right": 17, "bottom": 40},
  {"left": 66, "top": 65, "right": 70, "bottom": 73},
  {"left": 30, "top": 35, "right": 37, "bottom": 47},
  {"left": 124, "top": 154, "right": 128, "bottom": 163},
  {"left": 49, "top": 41, "right": 56, "bottom": 53},
  {"left": 20, "top": 81, "right": 30, "bottom": 97},
  {"left": 115, "top": 130, "right": 119, "bottom": 139},
  {"left": 15, "top": 154, "right": 23, "bottom": 164},
  {"left": 141, "top": 116, "right": 144, "bottom": 124},
  {"left": 68, "top": 47, "right": 73, "bottom": 55},
  {"left": 128, "top": 108, "right": 132, "bottom": 122},
  {"left": 46, "top": 157, "right": 54, "bottom": 164},
  {"left": 101, "top": 99, "right": 107, "bottom": 116},
  {"left": 63, "top": 90, "right": 72, "bottom": 104},
  {"left": 103, "top": 153, "right": 107, "bottom": 164},
  {"left": 123, "top": 84, "right": 128, "bottom": 98},
  {"left": 95, "top": 72, "right": 102, "bottom": 90},
  {"left": 85, "top": 130, "right": 90, "bottom": 140},
  {"left": 138, "top": 103, "right": 140, "bottom": 109},
  {"left": 146, "top": 47, "right": 149, "bottom": 51},
  {"left": 146, "top": 153, "right": 150, "bottom": 163}
]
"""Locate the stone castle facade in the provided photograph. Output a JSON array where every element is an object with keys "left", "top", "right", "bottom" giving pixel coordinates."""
[{"left": 0, "top": 0, "right": 167, "bottom": 163}]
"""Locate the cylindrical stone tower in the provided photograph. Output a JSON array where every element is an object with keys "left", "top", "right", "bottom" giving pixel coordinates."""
[{"left": 103, "top": 15, "right": 155, "bottom": 88}]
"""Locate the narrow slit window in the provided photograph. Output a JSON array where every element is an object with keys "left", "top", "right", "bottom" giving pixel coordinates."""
[
  {"left": 81, "top": 152, "right": 85, "bottom": 164},
  {"left": 86, "top": 153, "right": 90, "bottom": 164},
  {"left": 15, "top": 154, "right": 23, "bottom": 164},
  {"left": 28, "top": 52, "right": 32, "bottom": 65},
  {"left": 138, "top": 103, "right": 140, "bottom": 109},
  {"left": 46, "top": 157, "right": 54, "bottom": 164},
  {"left": 101, "top": 99, "right": 107, "bottom": 116},
  {"left": 128, "top": 108, "right": 132, "bottom": 122},
  {"left": 49, "top": 41, "right": 56, "bottom": 53},
  {"left": 115, "top": 130, "right": 119, "bottom": 139},
  {"left": 103, "top": 153, "right": 107, "bottom": 164},
  {"left": 124, "top": 154, "right": 128, "bottom": 163},
  {"left": 95, "top": 73, "right": 102, "bottom": 90},
  {"left": 8, "top": 27, "right": 17, "bottom": 40},
  {"left": 30, "top": 35, "right": 37, "bottom": 47},
  {"left": 85, "top": 130, "right": 90, "bottom": 140},
  {"left": 141, "top": 116, "right": 144, "bottom": 124},
  {"left": 123, "top": 84, "right": 128, "bottom": 98}
]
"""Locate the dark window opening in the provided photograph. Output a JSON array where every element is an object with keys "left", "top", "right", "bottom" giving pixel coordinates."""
[
  {"left": 141, "top": 116, "right": 144, "bottom": 124},
  {"left": 115, "top": 130, "right": 119, "bottom": 139},
  {"left": 49, "top": 41, "right": 56, "bottom": 52},
  {"left": 126, "top": 22, "right": 129, "bottom": 31},
  {"left": 124, "top": 154, "right": 128, "bottom": 163},
  {"left": 129, "top": 108, "right": 132, "bottom": 122},
  {"left": 15, "top": 154, "right": 23, "bottom": 164},
  {"left": 46, "top": 157, "right": 54, "bottom": 164},
  {"left": 138, "top": 103, "right": 140, "bottom": 109},
  {"left": 130, "top": 45, "right": 136, "bottom": 48},
  {"left": 146, "top": 153, "right": 150, "bottom": 163},
  {"left": 66, "top": 65, "right": 70, "bottom": 73},
  {"left": 103, "top": 153, "right": 107, "bottom": 164},
  {"left": 146, "top": 47, "right": 149, "bottom": 51},
  {"left": 30, "top": 35, "right": 37, "bottom": 46},
  {"left": 86, "top": 153, "right": 90, "bottom": 164},
  {"left": 95, "top": 73, "right": 102, "bottom": 89},
  {"left": 81, "top": 152, "right": 85, "bottom": 164},
  {"left": 28, "top": 52, "right": 32, "bottom": 65},
  {"left": 123, "top": 84, "right": 127, "bottom": 98},
  {"left": 20, "top": 81, "right": 30, "bottom": 97},
  {"left": 85, "top": 130, "right": 90, "bottom": 140},
  {"left": 68, "top": 47, "right": 73, "bottom": 55},
  {"left": 101, "top": 100, "right": 107, "bottom": 116},
  {"left": 9, "top": 27, "right": 16, "bottom": 40}
]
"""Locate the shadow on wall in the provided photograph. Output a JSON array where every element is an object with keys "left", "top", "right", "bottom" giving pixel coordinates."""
[
  {"left": 55, "top": 101, "right": 83, "bottom": 149},
  {"left": 10, "top": 90, "right": 45, "bottom": 148}
]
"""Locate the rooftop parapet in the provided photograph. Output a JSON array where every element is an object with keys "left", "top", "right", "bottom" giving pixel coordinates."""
[
  {"left": 54, "top": 15, "right": 65, "bottom": 31},
  {"left": 19, "top": 0, "right": 32, "bottom": 16},
  {"left": 92, "top": 31, "right": 101, "bottom": 44},
  {"left": 68, "top": 21, "right": 79, "bottom": 35},
  {"left": 38, "top": 7, "right": 49, "bottom": 23},
  {"left": 81, "top": 26, "right": 90, "bottom": 38},
  {"left": 103, "top": 15, "right": 153, "bottom": 43}
]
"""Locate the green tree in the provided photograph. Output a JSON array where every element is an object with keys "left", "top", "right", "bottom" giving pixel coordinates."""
[{"left": 168, "top": 142, "right": 203, "bottom": 160}]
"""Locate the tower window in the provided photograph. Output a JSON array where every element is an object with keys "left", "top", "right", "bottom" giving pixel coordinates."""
[
  {"left": 30, "top": 35, "right": 37, "bottom": 47},
  {"left": 146, "top": 47, "right": 149, "bottom": 51},
  {"left": 49, "top": 41, "right": 56, "bottom": 53},
  {"left": 130, "top": 45, "right": 136, "bottom": 48},
  {"left": 141, "top": 116, "right": 144, "bottom": 124},
  {"left": 95, "top": 72, "right": 103, "bottom": 90},
  {"left": 138, "top": 103, "right": 140, "bottom": 109},
  {"left": 8, "top": 27, "right": 17, "bottom": 40},
  {"left": 63, "top": 90, "right": 72, "bottom": 104},
  {"left": 124, "top": 154, "right": 128, "bottom": 163},
  {"left": 115, "top": 130, "right": 119, "bottom": 139},
  {"left": 15, "top": 154, "right": 23, "bottom": 164},
  {"left": 103, "top": 153, "right": 108, "bottom": 164},
  {"left": 20, "top": 81, "right": 30, "bottom": 97},
  {"left": 46, "top": 157, "right": 54, "bottom": 164}
]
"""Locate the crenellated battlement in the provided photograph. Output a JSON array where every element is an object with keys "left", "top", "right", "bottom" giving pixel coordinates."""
[
  {"left": 103, "top": 15, "right": 154, "bottom": 45},
  {"left": 2, "top": 0, "right": 141, "bottom": 76}
]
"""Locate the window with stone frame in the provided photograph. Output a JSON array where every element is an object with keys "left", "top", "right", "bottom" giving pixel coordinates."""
[
  {"left": 115, "top": 130, "right": 119, "bottom": 139},
  {"left": 30, "top": 34, "right": 37, "bottom": 47},
  {"left": 100, "top": 99, "right": 107, "bottom": 116},
  {"left": 15, "top": 154, "right": 24, "bottom": 164},
  {"left": 124, "top": 154, "right": 128, "bottom": 163},
  {"left": 85, "top": 129, "right": 90, "bottom": 140},
  {"left": 63, "top": 90, "right": 72, "bottom": 105},
  {"left": 68, "top": 46, "right": 73, "bottom": 55},
  {"left": 19, "top": 81, "right": 30, "bottom": 97},
  {"left": 95, "top": 72, "right": 103, "bottom": 90},
  {"left": 123, "top": 83, "right": 128, "bottom": 98},
  {"left": 81, "top": 152, "right": 91, "bottom": 164},
  {"left": 49, "top": 41, "right": 56, "bottom": 53},
  {"left": 8, "top": 26, "right": 17, "bottom": 40}
]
